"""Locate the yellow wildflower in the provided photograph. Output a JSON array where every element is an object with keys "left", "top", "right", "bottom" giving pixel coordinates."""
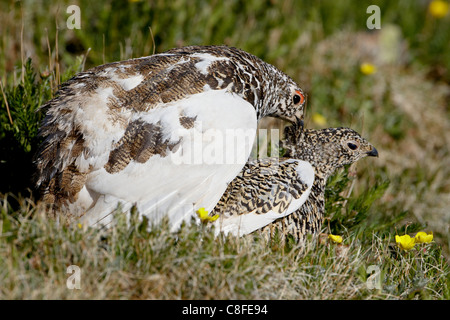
[
  {"left": 328, "top": 234, "right": 343, "bottom": 244},
  {"left": 77, "top": 223, "right": 82, "bottom": 229},
  {"left": 415, "top": 231, "right": 433, "bottom": 243},
  {"left": 429, "top": 0, "right": 449, "bottom": 18},
  {"left": 395, "top": 234, "right": 416, "bottom": 250},
  {"left": 312, "top": 112, "right": 327, "bottom": 126},
  {"left": 196, "top": 207, "right": 219, "bottom": 223},
  {"left": 360, "top": 63, "right": 377, "bottom": 75}
]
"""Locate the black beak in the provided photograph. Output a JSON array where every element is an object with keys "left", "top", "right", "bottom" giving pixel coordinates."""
[
  {"left": 366, "top": 147, "right": 379, "bottom": 157},
  {"left": 296, "top": 117, "right": 304, "bottom": 131}
]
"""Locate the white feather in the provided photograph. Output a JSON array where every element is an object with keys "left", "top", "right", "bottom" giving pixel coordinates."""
[
  {"left": 77, "top": 90, "right": 257, "bottom": 231},
  {"left": 110, "top": 74, "right": 144, "bottom": 91},
  {"left": 192, "top": 53, "right": 230, "bottom": 75}
]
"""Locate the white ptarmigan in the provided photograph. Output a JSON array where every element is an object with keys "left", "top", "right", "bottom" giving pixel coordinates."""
[
  {"left": 34, "top": 45, "right": 306, "bottom": 230},
  {"left": 211, "top": 124, "right": 378, "bottom": 238}
]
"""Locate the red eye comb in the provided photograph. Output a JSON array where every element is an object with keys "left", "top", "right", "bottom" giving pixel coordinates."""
[{"left": 295, "top": 90, "right": 305, "bottom": 105}]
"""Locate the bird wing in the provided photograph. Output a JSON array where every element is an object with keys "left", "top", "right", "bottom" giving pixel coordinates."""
[
  {"left": 34, "top": 51, "right": 258, "bottom": 229},
  {"left": 212, "top": 157, "right": 315, "bottom": 237},
  {"left": 73, "top": 89, "right": 257, "bottom": 230}
]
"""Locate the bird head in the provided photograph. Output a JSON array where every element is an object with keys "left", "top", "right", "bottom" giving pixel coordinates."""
[
  {"left": 283, "top": 126, "right": 378, "bottom": 176},
  {"left": 331, "top": 127, "right": 379, "bottom": 165},
  {"left": 255, "top": 59, "right": 306, "bottom": 126},
  {"left": 266, "top": 85, "right": 306, "bottom": 127},
  {"left": 276, "top": 86, "right": 307, "bottom": 127}
]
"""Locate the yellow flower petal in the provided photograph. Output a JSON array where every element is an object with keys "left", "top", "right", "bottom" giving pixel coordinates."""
[
  {"left": 360, "top": 63, "right": 377, "bottom": 75},
  {"left": 197, "top": 207, "right": 208, "bottom": 219},
  {"left": 328, "top": 234, "right": 343, "bottom": 244},
  {"left": 312, "top": 112, "right": 327, "bottom": 126},
  {"left": 395, "top": 234, "right": 416, "bottom": 250},
  {"left": 415, "top": 231, "right": 433, "bottom": 243},
  {"left": 196, "top": 207, "right": 219, "bottom": 223},
  {"left": 77, "top": 223, "right": 82, "bottom": 229},
  {"left": 209, "top": 214, "right": 219, "bottom": 222},
  {"left": 429, "top": 0, "right": 449, "bottom": 18}
]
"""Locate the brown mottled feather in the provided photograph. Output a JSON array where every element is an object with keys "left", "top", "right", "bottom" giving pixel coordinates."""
[
  {"left": 213, "top": 158, "right": 309, "bottom": 218},
  {"left": 104, "top": 120, "right": 180, "bottom": 174}
]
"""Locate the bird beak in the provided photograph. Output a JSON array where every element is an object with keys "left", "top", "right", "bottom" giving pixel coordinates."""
[
  {"left": 279, "top": 110, "right": 304, "bottom": 128},
  {"left": 366, "top": 147, "right": 379, "bottom": 157},
  {"left": 290, "top": 116, "right": 304, "bottom": 132},
  {"left": 296, "top": 117, "right": 304, "bottom": 130}
]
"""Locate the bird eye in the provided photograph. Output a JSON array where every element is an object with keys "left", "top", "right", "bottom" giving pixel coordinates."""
[
  {"left": 293, "top": 90, "right": 305, "bottom": 105},
  {"left": 347, "top": 142, "right": 358, "bottom": 150}
]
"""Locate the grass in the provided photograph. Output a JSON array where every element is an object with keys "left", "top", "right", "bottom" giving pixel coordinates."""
[
  {"left": 1, "top": 189, "right": 448, "bottom": 300},
  {"left": 0, "top": 0, "right": 449, "bottom": 299}
]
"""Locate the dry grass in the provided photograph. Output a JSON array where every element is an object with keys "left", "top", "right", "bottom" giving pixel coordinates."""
[{"left": 0, "top": 195, "right": 448, "bottom": 300}]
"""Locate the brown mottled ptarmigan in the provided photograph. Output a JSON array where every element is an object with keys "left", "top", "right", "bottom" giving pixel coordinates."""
[
  {"left": 33, "top": 45, "right": 306, "bottom": 231},
  {"left": 211, "top": 124, "right": 378, "bottom": 239}
]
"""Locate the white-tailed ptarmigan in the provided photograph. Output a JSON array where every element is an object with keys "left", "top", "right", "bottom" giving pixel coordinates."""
[
  {"left": 33, "top": 45, "right": 306, "bottom": 230},
  {"left": 211, "top": 124, "right": 378, "bottom": 238}
]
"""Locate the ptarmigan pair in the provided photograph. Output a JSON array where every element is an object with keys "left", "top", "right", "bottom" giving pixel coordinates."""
[{"left": 34, "top": 45, "right": 377, "bottom": 241}]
